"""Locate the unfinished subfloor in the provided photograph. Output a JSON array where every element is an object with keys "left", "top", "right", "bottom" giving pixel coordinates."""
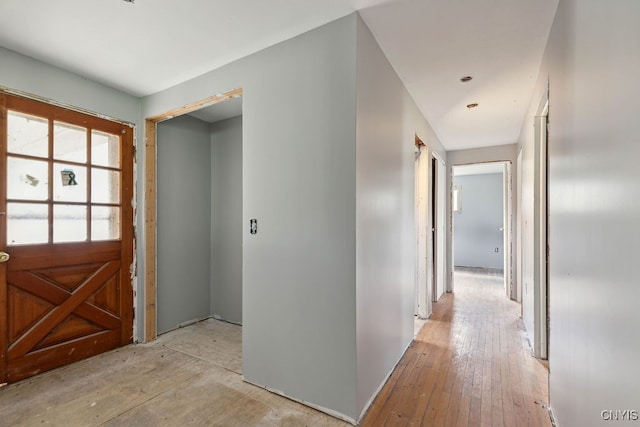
[
  {"left": 361, "top": 268, "right": 552, "bottom": 426},
  {"left": 0, "top": 319, "right": 349, "bottom": 426}
]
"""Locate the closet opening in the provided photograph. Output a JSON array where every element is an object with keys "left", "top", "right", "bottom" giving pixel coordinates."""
[{"left": 144, "top": 89, "right": 243, "bottom": 361}]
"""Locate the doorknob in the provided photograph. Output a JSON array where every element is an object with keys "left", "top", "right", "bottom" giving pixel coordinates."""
[{"left": 0, "top": 252, "right": 9, "bottom": 263}]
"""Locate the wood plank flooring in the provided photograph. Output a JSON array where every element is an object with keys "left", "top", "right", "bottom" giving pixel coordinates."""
[
  {"left": 0, "top": 270, "right": 550, "bottom": 426},
  {"left": 0, "top": 319, "right": 348, "bottom": 426},
  {"left": 361, "top": 269, "right": 551, "bottom": 427}
]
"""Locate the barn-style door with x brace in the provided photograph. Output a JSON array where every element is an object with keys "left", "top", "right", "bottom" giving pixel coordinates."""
[{"left": 0, "top": 93, "right": 134, "bottom": 384}]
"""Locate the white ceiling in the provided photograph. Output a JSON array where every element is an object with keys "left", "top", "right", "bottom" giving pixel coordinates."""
[
  {"left": 188, "top": 96, "right": 242, "bottom": 124},
  {"left": 453, "top": 162, "right": 505, "bottom": 176},
  {"left": 0, "top": 0, "right": 558, "bottom": 151}
]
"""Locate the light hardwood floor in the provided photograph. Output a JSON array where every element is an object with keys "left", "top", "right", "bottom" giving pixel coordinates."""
[{"left": 361, "top": 269, "right": 552, "bottom": 427}]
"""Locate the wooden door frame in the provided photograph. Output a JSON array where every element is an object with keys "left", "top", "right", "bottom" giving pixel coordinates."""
[{"left": 143, "top": 88, "right": 242, "bottom": 342}]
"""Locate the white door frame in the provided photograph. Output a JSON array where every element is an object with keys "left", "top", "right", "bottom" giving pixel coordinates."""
[
  {"left": 533, "top": 99, "right": 549, "bottom": 359},
  {"left": 516, "top": 148, "right": 523, "bottom": 304},
  {"left": 415, "top": 143, "right": 431, "bottom": 318},
  {"left": 503, "top": 162, "right": 513, "bottom": 296},
  {"left": 431, "top": 153, "right": 446, "bottom": 302}
]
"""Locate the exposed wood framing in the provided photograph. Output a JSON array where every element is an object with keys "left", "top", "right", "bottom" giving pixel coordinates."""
[
  {"left": 146, "top": 88, "right": 243, "bottom": 123},
  {"left": 144, "top": 88, "right": 242, "bottom": 342},
  {"left": 144, "top": 119, "right": 157, "bottom": 342}
]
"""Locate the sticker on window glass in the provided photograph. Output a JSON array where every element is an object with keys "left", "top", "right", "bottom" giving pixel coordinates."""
[
  {"left": 61, "top": 169, "right": 78, "bottom": 186},
  {"left": 24, "top": 174, "right": 40, "bottom": 187}
]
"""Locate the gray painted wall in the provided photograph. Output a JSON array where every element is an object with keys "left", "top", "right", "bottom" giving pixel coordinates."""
[
  {"left": 144, "top": 15, "right": 359, "bottom": 420},
  {"left": 156, "top": 115, "right": 212, "bottom": 334},
  {"left": 354, "top": 16, "right": 446, "bottom": 419},
  {"left": 453, "top": 173, "right": 504, "bottom": 270},
  {"left": 519, "top": 1, "right": 640, "bottom": 425},
  {"left": 210, "top": 116, "right": 243, "bottom": 324},
  {"left": 157, "top": 113, "right": 242, "bottom": 332}
]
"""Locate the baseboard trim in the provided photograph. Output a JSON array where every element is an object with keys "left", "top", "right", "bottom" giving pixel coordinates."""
[
  {"left": 243, "top": 378, "right": 357, "bottom": 425},
  {"left": 356, "top": 337, "right": 414, "bottom": 423}
]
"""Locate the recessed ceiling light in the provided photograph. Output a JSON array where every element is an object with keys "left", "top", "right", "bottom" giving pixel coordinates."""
[
  {"left": 460, "top": 76, "right": 473, "bottom": 82},
  {"left": 466, "top": 103, "right": 479, "bottom": 109}
]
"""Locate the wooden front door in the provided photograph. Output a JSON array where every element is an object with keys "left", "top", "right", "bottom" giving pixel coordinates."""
[{"left": 0, "top": 93, "right": 134, "bottom": 384}]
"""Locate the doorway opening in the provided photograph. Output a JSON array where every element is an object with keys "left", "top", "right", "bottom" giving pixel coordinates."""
[
  {"left": 156, "top": 97, "right": 243, "bottom": 335},
  {"left": 414, "top": 136, "right": 431, "bottom": 320},
  {"left": 144, "top": 88, "right": 242, "bottom": 341},
  {"left": 431, "top": 154, "right": 446, "bottom": 303},
  {"left": 414, "top": 136, "right": 447, "bottom": 326},
  {"left": 452, "top": 161, "right": 512, "bottom": 296},
  {"left": 533, "top": 98, "right": 549, "bottom": 360},
  {"left": 516, "top": 148, "right": 523, "bottom": 309}
]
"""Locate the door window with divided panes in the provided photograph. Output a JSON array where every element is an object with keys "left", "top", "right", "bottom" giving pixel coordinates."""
[{"left": 7, "top": 112, "right": 122, "bottom": 245}]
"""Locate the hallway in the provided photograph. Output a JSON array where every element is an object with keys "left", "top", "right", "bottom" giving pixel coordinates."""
[{"left": 362, "top": 269, "right": 551, "bottom": 426}]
